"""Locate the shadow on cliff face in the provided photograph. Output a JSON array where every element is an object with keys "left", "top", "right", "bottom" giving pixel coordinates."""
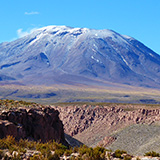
[{"left": 64, "top": 133, "right": 83, "bottom": 147}]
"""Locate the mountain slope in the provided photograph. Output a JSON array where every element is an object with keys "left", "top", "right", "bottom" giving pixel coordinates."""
[{"left": 0, "top": 26, "right": 160, "bottom": 88}]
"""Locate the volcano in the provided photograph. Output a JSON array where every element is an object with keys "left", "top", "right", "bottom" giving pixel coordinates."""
[{"left": 0, "top": 26, "right": 160, "bottom": 88}]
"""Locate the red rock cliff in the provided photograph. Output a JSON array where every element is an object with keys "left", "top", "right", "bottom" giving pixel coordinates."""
[{"left": 0, "top": 107, "right": 68, "bottom": 146}]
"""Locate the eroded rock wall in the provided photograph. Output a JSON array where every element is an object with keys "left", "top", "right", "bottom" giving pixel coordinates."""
[{"left": 0, "top": 107, "right": 68, "bottom": 146}]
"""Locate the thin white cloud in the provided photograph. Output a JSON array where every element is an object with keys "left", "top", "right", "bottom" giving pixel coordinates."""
[
  {"left": 25, "top": 11, "right": 40, "bottom": 15},
  {"left": 17, "top": 28, "right": 38, "bottom": 38}
]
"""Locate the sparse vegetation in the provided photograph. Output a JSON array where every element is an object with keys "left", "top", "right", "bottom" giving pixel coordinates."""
[
  {"left": 0, "top": 99, "right": 37, "bottom": 111},
  {"left": 0, "top": 136, "right": 108, "bottom": 159},
  {"left": 1, "top": 136, "right": 159, "bottom": 160}
]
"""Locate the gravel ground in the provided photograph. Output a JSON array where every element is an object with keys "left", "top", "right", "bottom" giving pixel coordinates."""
[{"left": 109, "top": 124, "right": 160, "bottom": 155}]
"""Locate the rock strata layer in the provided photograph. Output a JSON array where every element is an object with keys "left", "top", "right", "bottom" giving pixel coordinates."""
[{"left": 0, "top": 107, "right": 68, "bottom": 146}]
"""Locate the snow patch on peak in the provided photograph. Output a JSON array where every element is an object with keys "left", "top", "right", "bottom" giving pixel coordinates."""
[
  {"left": 33, "top": 25, "right": 71, "bottom": 35},
  {"left": 123, "top": 35, "right": 131, "bottom": 39},
  {"left": 121, "top": 55, "right": 129, "bottom": 66},
  {"left": 91, "top": 55, "right": 100, "bottom": 63},
  {"left": 149, "top": 53, "right": 154, "bottom": 57},
  {"left": 33, "top": 25, "right": 85, "bottom": 37},
  {"left": 38, "top": 25, "right": 70, "bottom": 31},
  {"left": 122, "top": 35, "right": 135, "bottom": 40},
  {"left": 19, "top": 25, "right": 134, "bottom": 47}
]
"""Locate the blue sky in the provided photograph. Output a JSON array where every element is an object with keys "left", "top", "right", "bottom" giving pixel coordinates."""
[{"left": 0, "top": 0, "right": 160, "bottom": 54}]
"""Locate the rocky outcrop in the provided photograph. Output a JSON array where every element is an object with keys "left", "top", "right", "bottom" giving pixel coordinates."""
[{"left": 0, "top": 107, "right": 68, "bottom": 146}]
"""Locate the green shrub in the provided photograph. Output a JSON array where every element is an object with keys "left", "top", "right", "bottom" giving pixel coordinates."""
[
  {"left": 124, "top": 155, "right": 132, "bottom": 160},
  {"left": 113, "top": 149, "right": 127, "bottom": 158},
  {"left": 51, "top": 140, "right": 67, "bottom": 151},
  {"left": 73, "top": 146, "right": 79, "bottom": 153},
  {"left": 144, "top": 151, "right": 160, "bottom": 157},
  {"left": 6, "top": 135, "right": 16, "bottom": 145},
  {"left": 78, "top": 145, "right": 91, "bottom": 156},
  {"left": 0, "top": 139, "right": 8, "bottom": 149},
  {"left": 64, "top": 149, "right": 73, "bottom": 156},
  {"left": 27, "top": 141, "right": 36, "bottom": 150},
  {"left": 49, "top": 153, "right": 60, "bottom": 160},
  {"left": 92, "top": 146, "right": 106, "bottom": 160},
  {"left": 54, "top": 149, "right": 65, "bottom": 157},
  {"left": 8, "top": 145, "right": 18, "bottom": 154},
  {"left": 0, "top": 135, "right": 17, "bottom": 150},
  {"left": 19, "top": 147, "right": 26, "bottom": 154},
  {"left": 0, "top": 149, "right": 4, "bottom": 159},
  {"left": 78, "top": 145, "right": 106, "bottom": 160},
  {"left": 30, "top": 153, "right": 44, "bottom": 160},
  {"left": 36, "top": 142, "right": 47, "bottom": 151},
  {"left": 12, "top": 151, "right": 21, "bottom": 160},
  {"left": 18, "top": 139, "right": 27, "bottom": 148}
]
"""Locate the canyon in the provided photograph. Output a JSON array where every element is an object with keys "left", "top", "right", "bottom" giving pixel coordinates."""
[{"left": 53, "top": 104, "right": 160, "bottom": 155}]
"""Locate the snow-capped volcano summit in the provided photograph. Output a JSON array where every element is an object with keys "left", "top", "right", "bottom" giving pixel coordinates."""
[
  {"left": 0, "top": 25, "right": 160, "bottom": 88},
  {"left": 30, "top": 25, "right": 132, "bottom": 45}
]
